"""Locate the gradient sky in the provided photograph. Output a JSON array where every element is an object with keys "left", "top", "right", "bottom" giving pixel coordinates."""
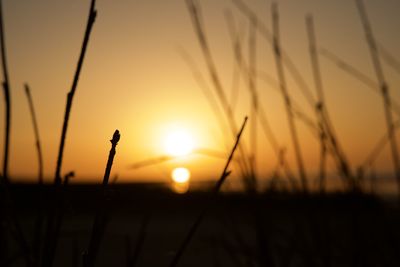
[{"left": 1, "top": 0, "right": 400, "bottom": 191}]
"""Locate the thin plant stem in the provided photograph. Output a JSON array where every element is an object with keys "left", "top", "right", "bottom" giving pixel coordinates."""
[
  {"left": 54, "top": 0, "right": 97, "bottom": 184},
  {"left": 84, "top": 130, "right": 121, "bottom": 267},
  {"left": 42, "top": 2, "right": 97, "bottom": 266},
  {"left": 355, "top": 0, "right": 400, "bottom": 195},
  {"left": 168, "top": 117, "right": 248, "bottom": 267},
  {"left": 24, "top": 84, "right": 43, "bottom": 183},
  {"left": 0, "top": 3, "right": 33, "bottom": 265},
  {"left": 0, "top": 0, "right": 10, "bottom": 184},
  {"left": 271, "top": 3, "right": 308, "bottom": 193},
  {"left": 25, "top": 83, "right": 45, "bottom": 267}
]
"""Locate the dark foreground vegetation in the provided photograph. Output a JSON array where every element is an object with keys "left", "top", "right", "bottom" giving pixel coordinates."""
[
  {"left": 2, "top": 183, "right": 400, "bottom": 267},
  {"left": 1, "top": 0, "right": 400, "bottom": 266}
]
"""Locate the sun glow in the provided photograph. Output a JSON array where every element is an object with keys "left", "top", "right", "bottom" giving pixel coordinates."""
[
  {"left": 171, "top": 167, "right": 191, "bottom": 183},
  {"left": 164, "top": 129, "right": 195, "bottom": 157}
]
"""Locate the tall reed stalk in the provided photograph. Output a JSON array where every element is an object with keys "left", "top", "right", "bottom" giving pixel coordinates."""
[
  {"left": 271, "top": 3, "right": 308, "bottom": 193},
  {"left": 0, "top": 2, "right": 33, "bottom": 265},
  {"left": 0, "top": 0, "right": 10, "bottom": 184},
  {"left": 0, "top": 0, "right": 10, "bottom": 261},
  {"left": 355, "top": 0, "right": 400, "bottom": 195}
]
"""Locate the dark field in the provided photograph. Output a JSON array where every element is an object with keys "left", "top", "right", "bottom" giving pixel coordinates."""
[{"left": 3, "top": 183, "right": 400, "bottom": 267}]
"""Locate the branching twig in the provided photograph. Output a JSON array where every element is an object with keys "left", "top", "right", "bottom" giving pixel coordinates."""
[
  {"left": 42, "top": 2, "right": 98, "bottom": 266},
  {"left": 54, "top": 0, "right": 97, "bottom": 184},
  {"left": 168, "top": 117, "right": 248, "bottom": 267}
]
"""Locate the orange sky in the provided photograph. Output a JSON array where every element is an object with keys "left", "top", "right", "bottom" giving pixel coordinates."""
[{"left": 1, "top": 0, "right": 400, "bottom": 192}]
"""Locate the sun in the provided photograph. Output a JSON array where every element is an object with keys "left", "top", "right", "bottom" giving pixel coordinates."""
[
  {"left": 171, "top": 167, "right": 191, "bottom": 183},
  {"left": 164, "top": 129, "right": 195, "bottom": 157}
]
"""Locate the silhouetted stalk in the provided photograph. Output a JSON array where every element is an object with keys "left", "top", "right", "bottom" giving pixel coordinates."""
[
  {"left": 42, "top": 2, "right": 97, "bottom": 266},
  {"left": 24, "top": 84, "right": 43, "bottom": 183},
  {"left": 319, "top": 47, "right": 400, "bottom": 116},
  {"left": 0, "top": 3, "right": 33, "bottom": 265},
  {"left": 0, "top": 0, "right": 10, "bottom": 262},
  {"left": 54, "top": 0, "right": 97, "bottom": 184},
  {"left": 168, "top": 117, "right": 248, "bottom": 267},
  {"left": 25, "top": 84, "right": 44, "bottom": 267},
  {"left": 355, "top": 0, "right": 400, "bottom": 195},
  {"left": 271, "top": 3, "right": 308, "bottom": 193},
  {"left": 186, "top": 0, "right": 253, "bottom": 190},
  {"left": 0, "top": 0, "right": 10, "bottom": 184},
  {"left": 84, "top": 130, "right": 120, "bottom": 267}
]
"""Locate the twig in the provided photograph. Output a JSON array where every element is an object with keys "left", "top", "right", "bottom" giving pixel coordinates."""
[
  {"left": 42, "top": 2, "right": 97, "bottom": 266},
  {"left": 84, "top": 130, "right": 120, "bottom": 267},
  {"left": 24, "top": 84, "right": 44, "bottom": 183},
  {"left": 54, "top": 0, "right": 97, "bottom": 184},
  {"left": 168, "top": 116, "right": 248, "bottom": 267},
  {"left": 0, "top": 3, "right": 33, "bottom": 266},
  {"left": 25, "top": 83, "right": 44, "bottom": 267},
  {"left": 0, "top": 0, "right": 10, "bottom": 184}
]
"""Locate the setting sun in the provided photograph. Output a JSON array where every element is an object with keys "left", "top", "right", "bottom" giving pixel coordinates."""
[
  {"left": 164, "top": 129, "right": 195, "bottom": 157},
  {"left": 171, "top": 167, "right": 191, "bottom": 183}
]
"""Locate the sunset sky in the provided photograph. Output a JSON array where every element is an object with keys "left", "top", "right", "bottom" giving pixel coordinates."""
[{"left": 1, "top": 0, "right": 400, "bottom": 191}]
